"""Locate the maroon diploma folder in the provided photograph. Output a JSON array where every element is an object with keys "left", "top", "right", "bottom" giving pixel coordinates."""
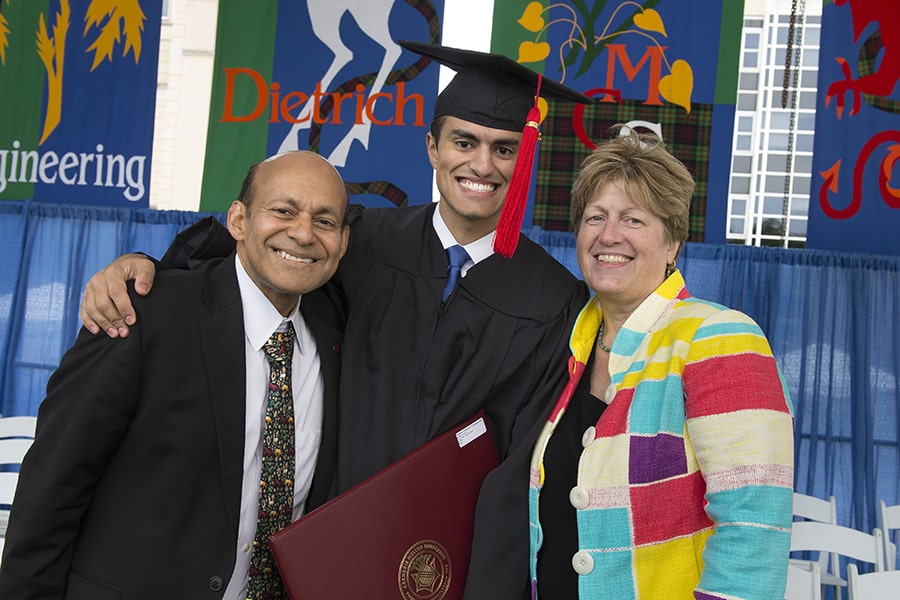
[{"left": 269, "top": 412, "right": 500, "bottom": 600}]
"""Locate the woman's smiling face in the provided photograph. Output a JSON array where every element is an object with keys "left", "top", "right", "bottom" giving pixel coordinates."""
[{"left": 576, "top": 180, "right": 679, "bottom": 313}]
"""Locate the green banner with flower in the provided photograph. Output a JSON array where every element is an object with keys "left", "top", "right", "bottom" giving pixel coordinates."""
[{"left": 490, "top": 0, "right": 742, "bottom": 242}]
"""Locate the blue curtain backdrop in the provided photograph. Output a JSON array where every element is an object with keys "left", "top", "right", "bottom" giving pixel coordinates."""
[{"left": 1, "top": 202, "right": 898, "bottom": 546}]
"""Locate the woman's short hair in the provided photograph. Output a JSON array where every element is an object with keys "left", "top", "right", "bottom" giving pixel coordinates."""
[{"left": 570, "top": 126, "right": 694, "bottom": 249}]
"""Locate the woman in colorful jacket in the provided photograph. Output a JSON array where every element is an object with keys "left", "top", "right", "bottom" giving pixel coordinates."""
[{"left": 529, "top": 128, "right": 794, "bottom": 599}]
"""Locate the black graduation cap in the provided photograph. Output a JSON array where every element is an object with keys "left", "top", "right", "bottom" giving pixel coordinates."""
[
  {"left": 398, "top": 39, "right": 592, "bottom": 132},
  {"left": 398, "top": 40, "right": 592, "bottom": 257}
]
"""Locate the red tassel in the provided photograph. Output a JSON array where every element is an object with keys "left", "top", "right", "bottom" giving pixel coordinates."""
[{"left": 493, "top": 77, "right": 543, "bottom": 258}]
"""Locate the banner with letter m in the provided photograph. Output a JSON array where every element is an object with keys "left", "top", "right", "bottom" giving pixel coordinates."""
[
  {"left": 0, "top": 0, "right": 162, "bottom": 206},
  {"left": 491, "top": 0, "right": 743, "bottom": 242}
]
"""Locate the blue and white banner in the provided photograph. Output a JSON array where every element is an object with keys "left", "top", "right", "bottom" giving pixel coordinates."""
[{"left": 0, "top": 0, "right": 161, "bottom": 207}]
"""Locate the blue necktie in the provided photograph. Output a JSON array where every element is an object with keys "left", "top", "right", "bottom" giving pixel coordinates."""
[{"left": 442, "top": 244, "right": 470, "bottom": 302}]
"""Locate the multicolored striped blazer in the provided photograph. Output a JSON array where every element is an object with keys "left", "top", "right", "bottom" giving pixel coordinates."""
[{"left": 528, "top": 271, "right": 794, "bottom": 599}]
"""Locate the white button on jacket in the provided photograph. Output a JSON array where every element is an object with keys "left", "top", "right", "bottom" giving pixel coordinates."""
[
  {"left": 569, "top": 486, "right": 589, "bottom": 510},
  {"left": 581, "top": 426, "right": 596, "bottom": 448},
  {"left": 604, "top": 383, "right": 617, "bottom": 404},
  {"left": 572, "top": 551, "right": 594, "bottom": 575}
]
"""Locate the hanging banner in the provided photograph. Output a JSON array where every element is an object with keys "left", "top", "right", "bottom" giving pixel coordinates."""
[
  {"left": 490, "top": 0, "right": 743, "bottom": 242},
  {"left": 807, "top": 0, "right": 900, "bottom": 255},
  {"left": 199, "top": 0, "right": 444, "bottom": 213},
  {"left": 0, "top": 0, "right": 161, "bottom": 206}
]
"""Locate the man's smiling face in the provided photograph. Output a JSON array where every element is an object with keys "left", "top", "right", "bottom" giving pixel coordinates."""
[
  {"left": 228, "top": 151, "right": 349, "bottom": 315},
  {"left": 427, "top": 116, "right": 521, "bottom": 243}
]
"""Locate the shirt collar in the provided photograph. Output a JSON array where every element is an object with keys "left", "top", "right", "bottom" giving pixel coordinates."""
[
  {"left": 431, "top": 202, "right": 495, "bottom": 266},
  {"left": 234, "top": 254, "right": 304, "bottom": 354}
]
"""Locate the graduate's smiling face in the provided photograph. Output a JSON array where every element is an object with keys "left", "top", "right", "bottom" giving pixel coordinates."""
[
  {"left": 227, "top": 151, "right": 349, "bottom": 316},
  {"left": 427, "top": 116, "right": 520, "bottom": 243}
]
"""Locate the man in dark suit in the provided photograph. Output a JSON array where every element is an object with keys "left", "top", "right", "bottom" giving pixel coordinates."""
[{"left": 0, "top": 151, "right": 349, "bottom": 599}]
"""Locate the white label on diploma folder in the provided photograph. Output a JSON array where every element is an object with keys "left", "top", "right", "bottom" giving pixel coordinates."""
[{"left": 456, "top": 417, "right": 487, "bottom": 448}]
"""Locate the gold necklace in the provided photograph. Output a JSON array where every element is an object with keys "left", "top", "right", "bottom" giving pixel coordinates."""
[{"left": 596, "top": 320, "right": 612, "bottom": 353}]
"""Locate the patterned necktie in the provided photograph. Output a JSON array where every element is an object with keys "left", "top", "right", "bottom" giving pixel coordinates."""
[
  {"left": 248, "top": 322, "right": 296, "bottom": 599},
  {"left": 442, "top": 244, "right": 471, "bottom": 302}
]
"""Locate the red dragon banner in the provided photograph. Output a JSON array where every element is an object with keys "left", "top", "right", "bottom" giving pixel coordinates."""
[{"left": 808, "top": 0, "right": 900, "bottom": 254}]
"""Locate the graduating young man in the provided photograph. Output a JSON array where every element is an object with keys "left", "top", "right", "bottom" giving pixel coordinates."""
[{"left": 79, "top": 42, "right": 592, "bottom": 598}]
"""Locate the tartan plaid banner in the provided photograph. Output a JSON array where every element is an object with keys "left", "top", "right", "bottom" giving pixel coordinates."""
[{"left": 534, "top": 100, "right": 713, "bottom": 242}]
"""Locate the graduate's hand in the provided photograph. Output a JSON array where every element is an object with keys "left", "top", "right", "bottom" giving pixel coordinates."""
[{"left": 80, "top": 253, "right": 156, "bottom": 338}]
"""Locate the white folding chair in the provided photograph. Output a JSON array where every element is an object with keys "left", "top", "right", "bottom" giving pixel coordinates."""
[
  {"left": 785, "top": 559, "right": 822, "bottom": 600},
  {"left": 0, "top": 416, "right": 38, "bottom": 538},
  {"left": 846, "top": 562, "right": 900, "bottom": 599},
  {"left": 793, "top": 492, "right": 842, "bottom": 598},
  {"left": 0, "top": 415, "right": 37, "bottom": 441},
  {"left": 790, "top": 521, "right": 885, "bottom": 600},
  {"left": 878, "top": 500, "right": 900, "bottom": 571},
  {"left": 794, "top": 492, "right": 838, "bottom": 524}
]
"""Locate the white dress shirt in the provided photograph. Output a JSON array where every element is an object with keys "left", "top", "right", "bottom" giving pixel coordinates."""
[
  {"left": 432, "top": 204, "right": 495, "bottom": 277},
  {"left": 223, "top": 255, "right": 325, "bottom": 600}
]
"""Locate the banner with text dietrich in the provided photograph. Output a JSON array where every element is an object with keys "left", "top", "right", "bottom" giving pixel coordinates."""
[
  {"left": 0, "top": 0, "right": 161, "bottom": 206},
  {"left": 199, "top": 0, "right": 444, "bottom": 212},
  {"left": 490, "top": 0, "right": 743, "bottom": 242},
  {"left": 807, "top": 0, "right": 900, "bottom": 255}
]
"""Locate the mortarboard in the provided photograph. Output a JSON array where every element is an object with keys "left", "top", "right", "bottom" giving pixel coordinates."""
[{"left": 398, "top": 40, "right": 593, "bottom": 257}]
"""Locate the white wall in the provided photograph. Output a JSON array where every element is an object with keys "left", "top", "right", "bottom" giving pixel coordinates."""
[{"left": 149, "top": 0, "right": 218, "bottom": 211}]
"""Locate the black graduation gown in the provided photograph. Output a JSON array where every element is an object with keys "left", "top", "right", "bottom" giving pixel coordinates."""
[
  {"left": 159, "top": 206, "right": 589, "bottom": 599},
  {"left": 334, "top": 203, "right": 583, "bottom": 485},
  {"left": 335, "top": 203, "right": 587, "bottom": 599}
]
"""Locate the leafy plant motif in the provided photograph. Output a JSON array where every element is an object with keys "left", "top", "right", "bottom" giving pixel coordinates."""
[
  {"left": 84, "top": 0, "right": 145, "bottom": 71},
  {"left": 28, "top": 1, "right": 147, "bottom": 144},
  {"left": 36, "top": 0, "right": 69, "bottom": 144},
  {"left": 515, "top": 0, "right": 694, "bottom": 112},
  {"left": 0, "top": 0, "right": 11, "bottom": 65}
]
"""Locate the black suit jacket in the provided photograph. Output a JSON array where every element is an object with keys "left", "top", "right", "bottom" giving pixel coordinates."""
[{"left": 0, "top": 254, "right": 342, "bottom": 599}]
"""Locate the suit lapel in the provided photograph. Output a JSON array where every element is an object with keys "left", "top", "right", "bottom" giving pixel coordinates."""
[
  {"left": 200, "top": 255, "right": 246, "bottom": 533},
  {"left": 300, "top": 286, "right": 344, "bottom": 508}
]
